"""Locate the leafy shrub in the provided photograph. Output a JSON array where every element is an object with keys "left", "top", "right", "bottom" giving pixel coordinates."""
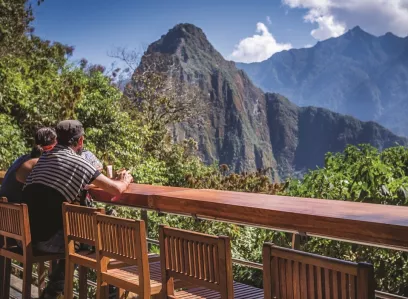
[{"left": 0, "top": 114, "right": 28, "bottom": 169}]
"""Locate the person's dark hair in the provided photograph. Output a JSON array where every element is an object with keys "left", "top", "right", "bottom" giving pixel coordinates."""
[
  {"left": 66, "top": 136, "right": 81, "bottom": 147},
  {"left": 35, "top": 127, "right": 57, "bottom": 146},
  {"left": 30, "top": 145, "right": 43, "bottom": 158}
]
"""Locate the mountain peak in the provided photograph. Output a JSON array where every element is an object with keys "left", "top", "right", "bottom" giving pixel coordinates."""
[
  {"left": 170, "top": 23, "right": 207, "bottom": 39},
  {"left": 345, "top": 26, "right": 374, "bottom": 40},
  {"left": 146, "top": 23, "right": 212, "bottom": 56},
  {"left": 145, "top": 23, "right": 227, "bottom": 70},
  {"left": 384, "top": 31, "right": 396, "bottom": 37},
  {"left": 351, "top": 25, "right": 363, "bottom": 32}
]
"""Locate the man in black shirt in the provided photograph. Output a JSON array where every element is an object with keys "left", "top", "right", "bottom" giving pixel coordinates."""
[{"left": 22, "top": 120, "right": 133, "bottom": 299}]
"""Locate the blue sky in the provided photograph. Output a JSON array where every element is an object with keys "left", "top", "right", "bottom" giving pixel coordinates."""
[
  {"left": 32, "top": 0, "right": 315, "bottom": 66},
  {"left": 32, "top": 0, "right": 408, "bottom": 66}
]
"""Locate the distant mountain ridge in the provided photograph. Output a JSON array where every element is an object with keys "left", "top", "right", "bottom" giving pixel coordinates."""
[
  {"left": 136, "top": 24, "right": 408, "bottom": 179},
  {"left": 265, "top": 93, "right": 407, "bottom": 176},
  {"left": 237, "top": 26, "right": 408, "bottom": 137}
]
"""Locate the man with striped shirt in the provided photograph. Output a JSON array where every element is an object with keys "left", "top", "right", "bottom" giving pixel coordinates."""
[{"left": 22, "top": 120, "right": 133, "bottom": 298}]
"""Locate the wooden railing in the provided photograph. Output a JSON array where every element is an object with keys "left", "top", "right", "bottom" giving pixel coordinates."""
[
  {"left": 88, "top": 184, "right": 408, "bottom": 251},
  {"left": 1, "top": 171, "right": 408, "bottom": 250}
]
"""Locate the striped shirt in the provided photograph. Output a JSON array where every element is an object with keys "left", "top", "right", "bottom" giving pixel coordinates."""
[
  {"left": 25, "top": 145, "right": 100, "bottom": 203},
  {"left": 22, "top": 145, "right": 100, "bottom": 242}
]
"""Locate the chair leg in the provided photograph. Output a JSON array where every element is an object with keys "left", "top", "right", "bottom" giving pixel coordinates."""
[
  {"left": 22, "top": 261, "right": 33, "bottom": 299},
  {"left": 78, "top": 266, "right": 88, "bottom": 299},
  {"left": 0, "top": 256, "right": 4, "bottom": 299},
  {"left": 38, "top": 262, "right": 46, "bottom": 297},
  {"left": 117, "top": 288, "right": 127, "bottom": 299},
  {"left": 0, "top": 257, "right": 11, "bottom": 299},
  {"left": 64, "top": 260, "right": 75, "bottom": 299},
  {"left": 96, "top": 275, "right": 109, "bottom": 299}
]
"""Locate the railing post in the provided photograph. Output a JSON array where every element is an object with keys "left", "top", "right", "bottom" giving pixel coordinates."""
[
  {"left": 292, "top": 233, "right": 301, "bottom": 250},
  {"left": 141, "top": 209, "right": 150, "bottom": 249},
  {"left": 292, "top": 232, "right": 307, "bottom": 250}
]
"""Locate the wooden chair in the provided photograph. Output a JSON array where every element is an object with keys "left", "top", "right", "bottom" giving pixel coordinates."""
[
  {"left": 63, "top": 203, "right": 163, "bottom": 299},
  {"left": 0, "top": 197, "right": 10, "bottom": 299},
  {"left": 93, "top": 213, "right": 163, "bottom": 299},
  {"left": 159, "top": 225, "right": 264, "bottom": 299},
  {"left": 262, "top": 243, "right": 375, "bottom": 299},
  {"left": 63, "top": 203, "right": 107, "bottom": 299},
  {"left": 0, "top": 201, "right": 64, "bottom": 299}
]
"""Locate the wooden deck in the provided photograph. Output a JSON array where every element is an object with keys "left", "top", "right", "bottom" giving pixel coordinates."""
[{"left": 9, "top": 275, "right": 38, "bottom": 299}]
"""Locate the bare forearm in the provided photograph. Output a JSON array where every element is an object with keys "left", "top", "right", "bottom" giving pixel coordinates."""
[
  {"left": 111, "top": 180, "right": 130, "bottom": 194},
  {"left": 91, "top": 173, "right": 132, "bottom": 196}
]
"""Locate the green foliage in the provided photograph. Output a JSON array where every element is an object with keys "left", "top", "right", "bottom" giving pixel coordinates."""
[
  {"left": 75, "top": 70, "right": 146, "bottom": 169},
  {"left": 286, "top": 144, "right": 408, "bottom": 205},
  {"left": 284, "top": 144, "right": 408, "bottom": 295},
  {"left": 0, "top": 0, "right": 33, "bottom": 57},
  {"left": 0, "top": 114, "right": 28, "bottom": 169},
  {"left": 185, "top": 164, "right": 285, "bottom": 193}
]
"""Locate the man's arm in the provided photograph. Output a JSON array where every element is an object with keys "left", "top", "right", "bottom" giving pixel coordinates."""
[
  {"left": 15, "top": 158, "right": 39, "bottom": 183},
  {"left": 91, "top": 171, "right": 133, "bottom": 196}
]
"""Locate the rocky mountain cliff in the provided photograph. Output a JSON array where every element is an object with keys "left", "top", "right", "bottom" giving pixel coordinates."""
[
  {"left": 139, "top": 24, "right": 279, "bottom": 179},
  {"left": 137, "top": 24, "right": 408, "bottom": 179},
  {"left": 266, "top": 93, "right": 407, "bottom": 175},
  {"left": 237, "top": 27, "right": 408, "bottom": 137}
]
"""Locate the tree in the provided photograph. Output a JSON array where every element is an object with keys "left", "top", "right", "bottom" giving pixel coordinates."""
[
  {"left": 0, "top": 114, "right": 27, "bottom": 169},
  {"left": 285, "top": 144, "right": 408, "bottom": 205},
  {"left": 0, "top": 0, "right": 33, "bottom": 57},
  {"left": 109, "top": 47, "right": 208, "bottom": 136}
]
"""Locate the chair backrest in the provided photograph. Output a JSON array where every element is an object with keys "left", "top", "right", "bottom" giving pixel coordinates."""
[
  {"left": 62, "top": 202, "right": 104, "bottom": 247},
  {"left": 0, "top": 202, "right": 31, "bottom": 250},
  {"left": 159, "top": 225, "right": 234, "bottom": 299},
  {"left": 263, "top": 243, "right": 375, "bottom": 299},
  {"left": 94, "top": 214, "right": 151, "bottom": 291}
]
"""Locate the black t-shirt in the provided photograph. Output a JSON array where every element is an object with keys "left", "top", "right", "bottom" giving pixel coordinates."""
[
  {"left": 22, "top": 184, "right": 67, "bottom": 242},
  {"left": 22, "top": 145, "right": 100, "bottom": 242}
]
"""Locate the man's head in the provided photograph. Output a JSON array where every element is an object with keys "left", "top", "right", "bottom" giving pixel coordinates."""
[
  {"left": 56, "top": 120, "right": 85, "bottom": 154},
  {"left": 30, "top": 127, "right": 57, "bottom": 158}
]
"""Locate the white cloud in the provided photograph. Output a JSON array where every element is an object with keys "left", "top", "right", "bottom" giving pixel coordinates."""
[
  {"left": 229, "top": 23, "right": 292, "bottom": 63},
  {"left": 266, "top": 16, "right": 272, "bottom": 25},
  {"left": 307, "top": 13, "right": 346, "bottom": 39},
  {"left": 304, "top": 44, "right": 314, "bottom": 48},
  {"left": 283, "top": 0, "right": 408, "bottom": 40}
]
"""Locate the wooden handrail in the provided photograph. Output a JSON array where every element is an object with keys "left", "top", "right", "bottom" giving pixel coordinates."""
[
  {"left": 89, "top": 184, "right": 408, "bottom": 251},
  {"left": 1, "top": 172, "right": 408, "bottom": 251}
]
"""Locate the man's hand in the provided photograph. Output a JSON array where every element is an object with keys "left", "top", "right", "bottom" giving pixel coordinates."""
[
  {"left": 91, "top": 170, "right": 133, "bottom": 196},
  {"left": 117, "top": 170, "right": 133, "bottom": 185}
]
